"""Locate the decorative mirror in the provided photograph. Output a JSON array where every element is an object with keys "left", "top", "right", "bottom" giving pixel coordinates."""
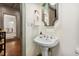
[
  {"left": 42, "top": 3, "right": 58, "bottom": 26},
  {"left": 4, "top": 14, "right": 16, "bottom": 39}
]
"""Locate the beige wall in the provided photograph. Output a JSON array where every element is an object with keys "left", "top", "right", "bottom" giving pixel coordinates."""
[
  {"left": 26, "top": 3, "right": 42, "bottom": 56},
  {"left": 52, "top": 3, "right": 79, "bottom": 56}
]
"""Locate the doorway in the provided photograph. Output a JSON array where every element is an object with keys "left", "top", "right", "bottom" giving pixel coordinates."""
[{"left": 0, "top": 3, "right": 22, "bottom": 56}]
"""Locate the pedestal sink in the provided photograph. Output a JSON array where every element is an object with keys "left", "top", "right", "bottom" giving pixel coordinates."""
[{"left": 33, "top": 35, "right": 59, "bottom": 56}]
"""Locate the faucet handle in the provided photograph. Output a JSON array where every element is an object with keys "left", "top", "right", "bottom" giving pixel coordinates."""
[{"left": 40, "top": 32, "right": 42, "bottom": 35}]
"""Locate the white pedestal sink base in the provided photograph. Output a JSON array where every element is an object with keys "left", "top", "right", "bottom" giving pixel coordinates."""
[
  {"left": 41, "top": 47, "right": 48, "bottom": 56},
  {"left": 33, "top": 35, "right": 59, "bottom": 56}
]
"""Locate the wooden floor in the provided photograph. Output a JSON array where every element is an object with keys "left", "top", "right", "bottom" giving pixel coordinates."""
[{"left": 6, "top": 38, "right": 22, "bottom": 56}]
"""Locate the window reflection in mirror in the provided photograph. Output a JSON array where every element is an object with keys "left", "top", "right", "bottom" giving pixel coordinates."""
[{"left": 42, "top": 3, "right": 58, "bottom": 26}]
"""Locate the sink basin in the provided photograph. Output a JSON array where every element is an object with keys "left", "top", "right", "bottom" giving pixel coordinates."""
[
  {"left": 33, "top": 35, "right": 59, "bottom": 56},
  {"left": 33, "top": 35, "right": 59, "bottom": 48}
]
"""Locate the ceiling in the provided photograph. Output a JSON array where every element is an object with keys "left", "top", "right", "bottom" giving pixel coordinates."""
[{"left": 0, "top": 3, "right": 20, "bottom": 10}]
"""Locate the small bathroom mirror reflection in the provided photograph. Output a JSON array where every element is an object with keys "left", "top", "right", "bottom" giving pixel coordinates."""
[{"left": 42, "top": 3, "right": 58, "bottom": 26}]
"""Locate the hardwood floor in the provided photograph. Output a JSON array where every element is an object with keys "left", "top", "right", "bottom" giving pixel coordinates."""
[{"left": 6, "top": 38, "right": 22, "bottom": 56}]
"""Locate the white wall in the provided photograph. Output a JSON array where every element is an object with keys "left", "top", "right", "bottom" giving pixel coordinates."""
[
  {"left": 25, "top": 3, "right": 79, "bottom": 56},
  {"left": 53, "top": 3, "right": 79, "bottom": 56},
  {"left": 39, "top": 3, "right": 79, "bottom": 56},
  {"left": 26, "top": 3, "right": 42, "bottom": 56}
]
